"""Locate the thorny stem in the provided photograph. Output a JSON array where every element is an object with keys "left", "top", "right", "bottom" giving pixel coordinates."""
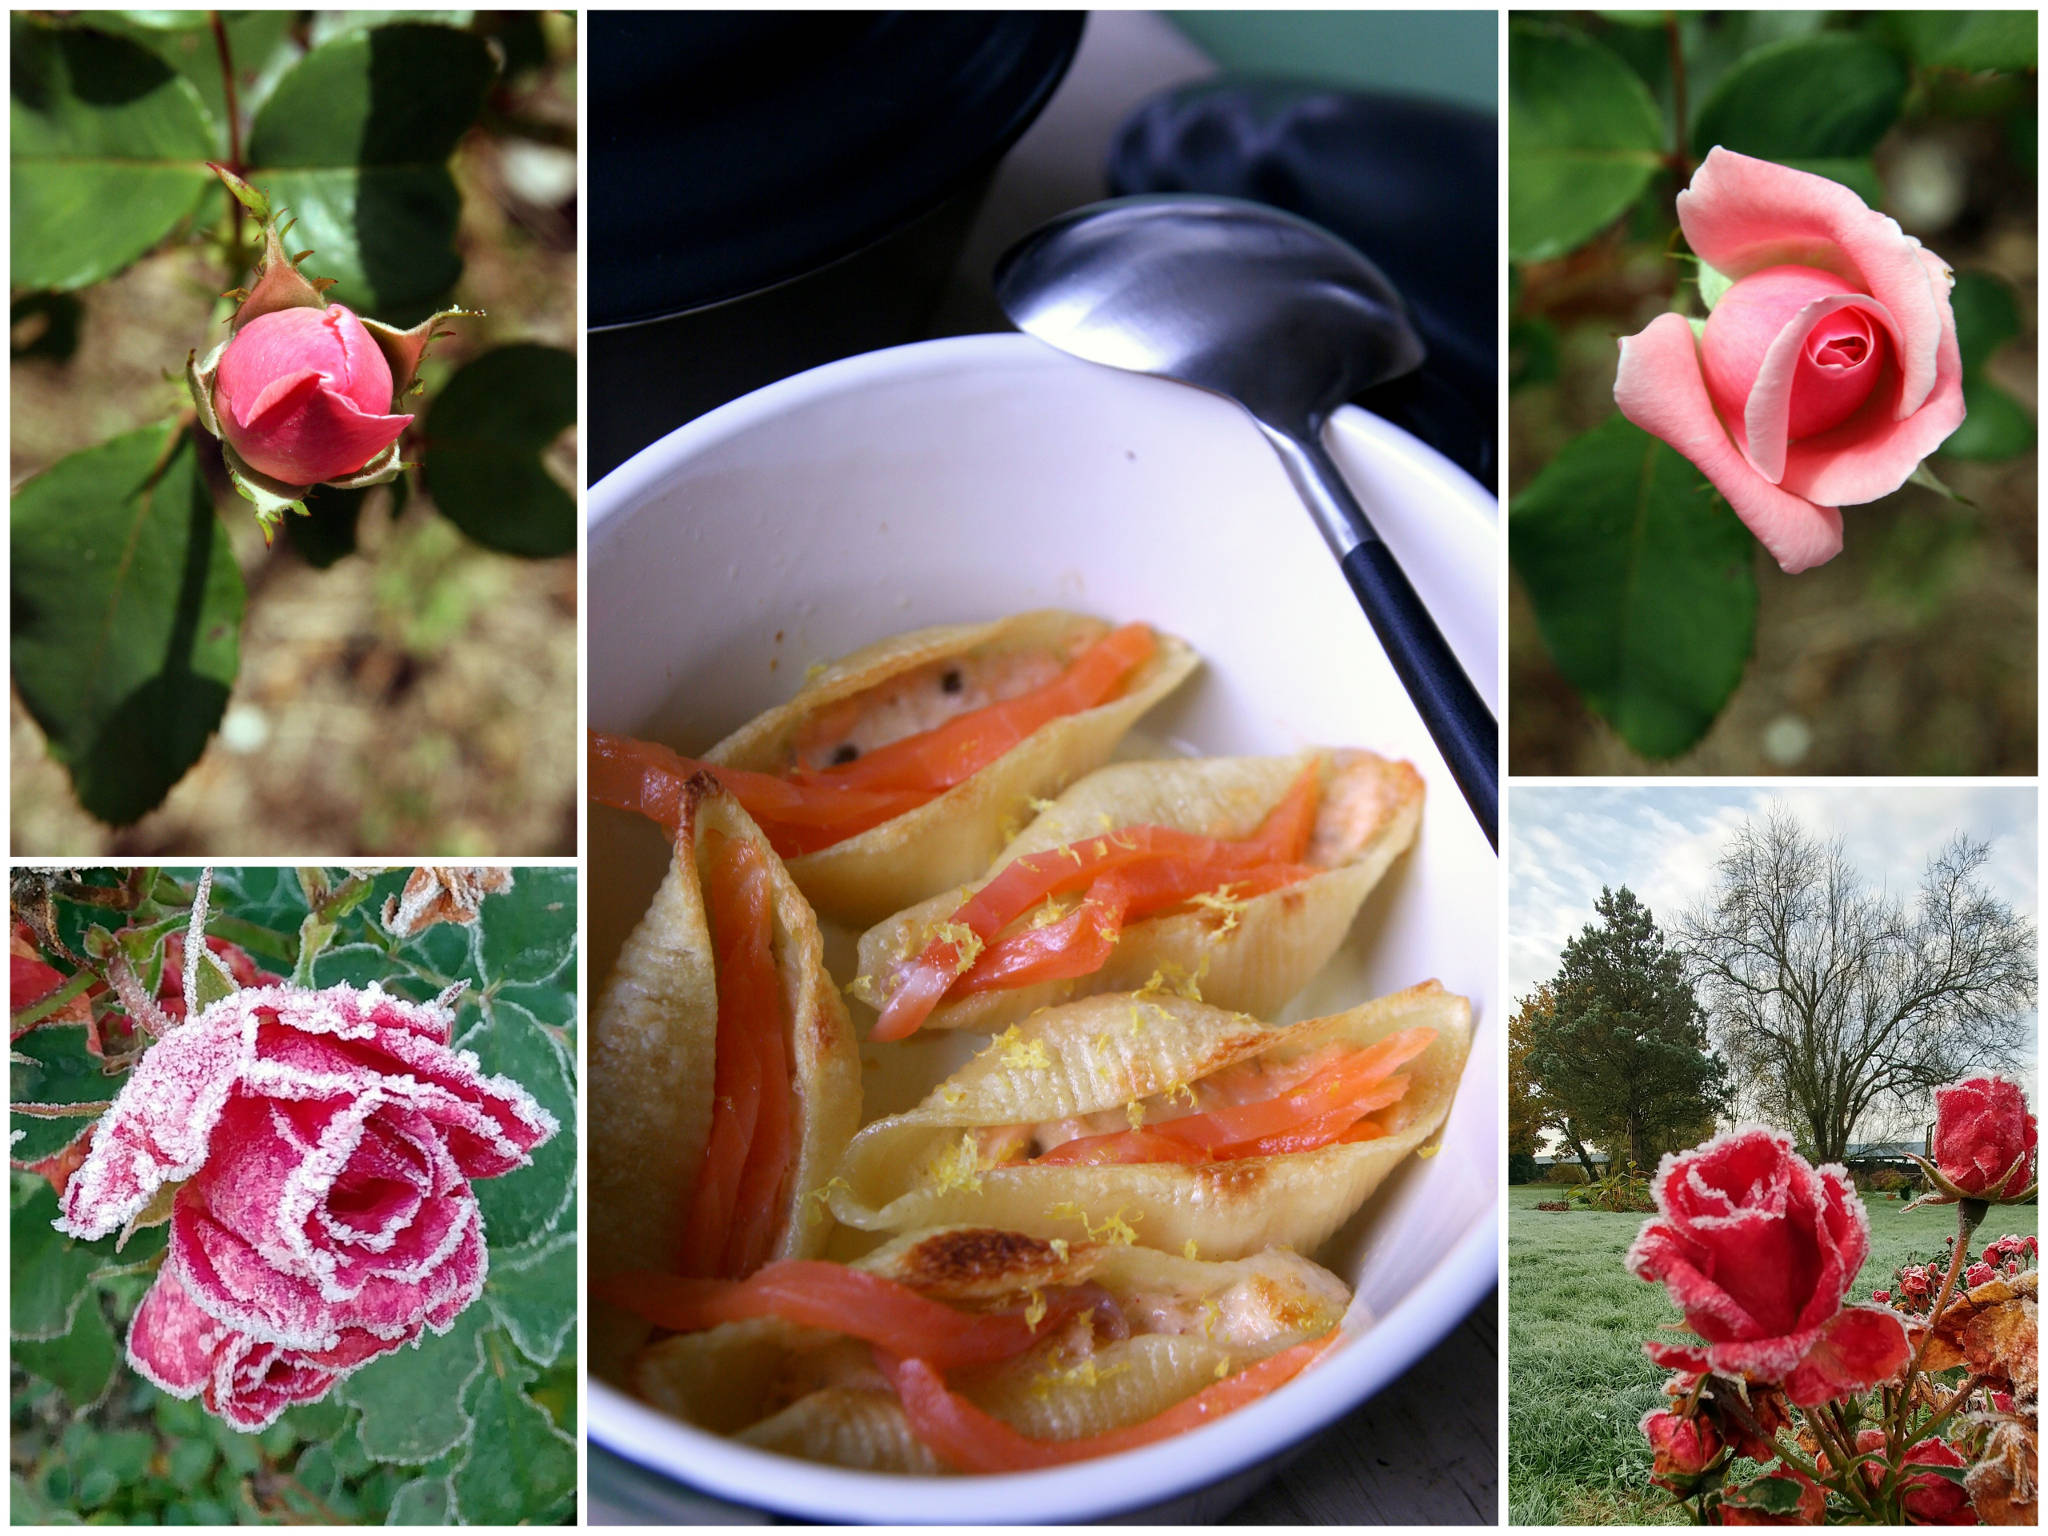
[
  {"left": 208, "top": 12, "right": 247, "bottom": 266},
  {"left": 1800, "top": 1402, "right": 1882, "bottom": 1521},
  {"left": 1887, "top": 1200, "right": 1983, "bottom": 1476},
  {"left": 1916, "top": 1374, "right": 1990, "bottom": 1446},
  {"left": 10, "top": 968, "right": 96, "bottom": 1032},
  {"left": 1665, "top": 11, "right": 1690, "bottom": 181}
]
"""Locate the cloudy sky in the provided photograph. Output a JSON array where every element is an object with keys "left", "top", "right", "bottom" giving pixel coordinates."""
[{"left": 1510, "top": 784, "right": 2039, "bottom": 1131}]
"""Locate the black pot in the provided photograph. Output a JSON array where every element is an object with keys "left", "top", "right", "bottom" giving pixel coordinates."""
[{"left": 589, "top": 11, "right": 1085, "bottom": 481}]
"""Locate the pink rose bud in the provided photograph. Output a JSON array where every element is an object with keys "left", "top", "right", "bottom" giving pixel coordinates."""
[
  {"left": 212, "top": 305, "right": 412, "bottom": 485},
  {"left": 1614, "top": 149, "right": 1965, "bottom": 574},
  {"left": 1872, "top": 1289, "right": 1890, "bottom": 1303},
  {"left": 1932, "top": 1074, "right": 2037, "bottom": 1199},
  {"left": 1966, "top": 1261, "right": 1996, "bottom": 1288},
  {"left": 1627, "top": 1128, "right": 1911, "bottom": 1406}
]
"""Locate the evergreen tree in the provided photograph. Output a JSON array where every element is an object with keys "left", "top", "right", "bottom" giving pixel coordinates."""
[{"left": 1528, "top": 886, "right": 1726, "bottom": 1172}]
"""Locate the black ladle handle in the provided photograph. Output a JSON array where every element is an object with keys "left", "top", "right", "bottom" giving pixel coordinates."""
[{"left": 1261, "top": 427, "right": 1499, "bottom": 849}]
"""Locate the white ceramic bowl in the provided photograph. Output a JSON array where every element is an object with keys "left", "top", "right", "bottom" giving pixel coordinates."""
[{"left": 587, "top": 334, "right": 1500, "bottom": 1523}]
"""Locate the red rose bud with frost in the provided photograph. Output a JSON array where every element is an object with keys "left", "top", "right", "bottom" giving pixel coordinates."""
[
  {"left": 1830, "top": 1430, "right": 1975, "bottom": 1524},
  {"left": 212, "top": 306, "right": 411, "bottom": 485},
  {"left": 57, "top": 981, "right": 554, "bottom": 1431},
  {"left": 1627, "top": 1128, "right": 1911, "bottom": 1406},
  {"left": 1643, "top": 1408, "right": 1721, "bottom": 1486},
  {"left": 1965, "top": 1261, "right": 1996, "bottom": 1289},
  {"left": 1931, "top": 1075, "right": 2036, "bottom": 1201}
]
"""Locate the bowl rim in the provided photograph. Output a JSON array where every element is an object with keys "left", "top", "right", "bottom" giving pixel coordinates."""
[
  {"left": 588, "top": 332, "right": 1496, "bottom": 534},
  {"left": 584, "top": 332, "right": 1499, "bottom": 1520},
  {"left": 589, "top": 1213, "right": 1497, "bottom": 1524}
]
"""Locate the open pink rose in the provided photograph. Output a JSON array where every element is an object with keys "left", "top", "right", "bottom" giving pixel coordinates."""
[
  {"left": 58, "top": 982, "right": 555, "bottom": 1430},
  {"left": 1615, "top": 148, "right": 1965, "bottom": 574},
  {"left": 1628, "top": 1127, "right": 1911, "bottom": 1406},
  {"left": 1932, "top": 1075, "right": 2036, "bottom": 1200},
  {"left": 213, "top": 305, "right": 413, "bottom": 486}
]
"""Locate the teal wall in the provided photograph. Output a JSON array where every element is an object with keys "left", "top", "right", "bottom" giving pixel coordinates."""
[{"left": 1168, "top": 10, "right": 1498, "bottom": 112}]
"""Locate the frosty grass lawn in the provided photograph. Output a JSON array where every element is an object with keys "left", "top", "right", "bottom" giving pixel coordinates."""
[{"left": 1507, "top": 1181, "right": 2040, "bottom": 1526}]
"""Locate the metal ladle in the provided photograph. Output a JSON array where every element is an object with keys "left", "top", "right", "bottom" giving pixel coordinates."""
[{"left": 994, "top": 195, "right": 1497, "bottom": 848}]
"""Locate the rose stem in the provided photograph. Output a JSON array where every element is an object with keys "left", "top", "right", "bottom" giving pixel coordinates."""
[
  {"left": 1889, "top": 1199, "right": 1984, "bottom": 1461},
  {"left": 209, "top": 11, "right": 245, "bottom": 255},
  {"left": 1664, "top": 12, "right": 1689, "bottom": 182}
]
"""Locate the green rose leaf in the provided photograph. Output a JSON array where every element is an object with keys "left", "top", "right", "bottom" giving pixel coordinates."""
[
  {"left": 10, "top": 18, "right": 219, "bottom": 290},
  {"left": 340, "top": 1304, "right": 487, "bottom": 1464},
  {"left": 13, "top": 1291, "right": 118, "bottom": 1409},
  {"left": 11, "top": 422, "right": 246, "bottom": 827},
  {"left": 1511, "top": 413, "right": 1758, "bottom": 759},
  {"left": 1942, "top": 269, "right": 2035, "bottom": 461},
  {"left": 11, "top": 1180, "right": 108, "bottom": 1340},
  {"left": 1509, "top": 22, "right": 1666, "bottom": 262},
  {"left": 1692, "top": 34, "right": 1908, "bottom": 165},
  {"left": 422, "top": 345, "right": 578, "bottom": 558},
  {"left": 475, "top": 867, "right": 576, "bottom": 987},
  {"left": 484, "top": 1234, "right": 576, "bottom": 1366},
  {"left": 90, "top": 11, "right": 300, "bottom": 152},
  {"left": 452, "top": 1334, "right": 577, "bottom": 1525},
  {"left": 245, "top": 24, "right": 497, "bottom": 319},
  {"left": 10, "top": 1024, "right": 112, "bottom": 1162},
  {"left": 460, "top": 999, "right": 574, "bottom": 1252},
  {"left": 1882, "top": 11, "right": 2036, "bottom": 73},
  {"left": 385, "top": 1476, "right": 456, "bottom": 1524}
]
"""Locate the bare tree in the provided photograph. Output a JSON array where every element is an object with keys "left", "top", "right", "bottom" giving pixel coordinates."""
[{"left": 1679, "top": 811, "right": 2034, "bottom": 1163}]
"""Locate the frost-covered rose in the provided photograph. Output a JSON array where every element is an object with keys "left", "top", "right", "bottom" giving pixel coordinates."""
[
  {"left": 212, "top": 305, "right": 413, "bottom": 486},
  {"left": 57, "top": 982, "right": 554, "bottom": 1430},
  {"left": 1642, "top": 1408, "right": 1721, "bottom": 1487},
  {"left": 1628, "top": 1128, "right": 1911, "bottom": 1406},
  {"left": 1615, "top": 148, "right": 1964, "bottom": 574},
  {"left": 1932, "top": 1075, "right": 2036, "bottom": 1201}
]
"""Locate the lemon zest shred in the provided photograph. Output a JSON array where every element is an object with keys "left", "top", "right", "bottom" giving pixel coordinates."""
[
  {"left": 930, "top": 921, "right": 985, "bottom": 976},
  {"left": 1048, "top": 1237, "right": 1070, "bottom": 1262},
  {"left": 1183, "top": 1238, "right": 1200, "bottom": 1261},
  {"left": 1027, "top": 795, "right": 1058, "bottom": 814},
  {"left": 1028, "top": 897, "right": 1068, "bottom": 931},
  {"left": 1061, "top": 844, "right": 1085, "bottom": 867},
  {"left": 1024, "top": 1288, "right": 1047, "bottom": 1330},
  {"left": 1214, "top": 1355, "right": 1232, "bottom": 1381},
  {"left": 804, "top": 1176, "right": 853, "bottom": 1227},
  {"left": 1187, "top": 884, "right": 1248, "bottom": 937},
  {"left": 1048, "top": 1199, "right": 1140, "bottom": 1245},
  {"left": 1201, "top": 1297, "right": 1222, "bottom": 1338},
  {"left": 803, "top": 660, "right": 829, "bottom": 684},
  {"left": 997, "top": 1025, "right": 1052, "bottom": 1073},
  {"left": 1126, "top": 1098, "right": 1147, "bottom": 1131},
  {"left": 929, "top": 1133, "right": 985, "bottom": 1194}
]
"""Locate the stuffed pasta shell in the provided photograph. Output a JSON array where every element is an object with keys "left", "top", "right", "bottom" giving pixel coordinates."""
[
  {"left": 591, "top": 611, "right": 1198, "bottom": 925},
  {"left": 591, "top": 772, "right": 862, "bottom": 1367},
  {"left": 852, "top": 750, "right": 1422, "bottom": 1038},
  {"left": 601, "top": 1224, "right": 1348, "bottom": 1473},
  {"left": 829, "top": 983, "right": 1471, "bottom": 1259}
]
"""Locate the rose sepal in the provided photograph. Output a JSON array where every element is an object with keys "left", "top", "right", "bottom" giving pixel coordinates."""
[
  {"left": 360, "top": 306, "right": 485, "bottom": 402},
  {"left": 1902, "top": 1148, "right": 2035, "bottom": 1210},
  {"left": 1697, "top": 261, "right": 1734, "bottom": 311},
  {"left": 323, "top": 442, "right": 408, "bottom": 492}
]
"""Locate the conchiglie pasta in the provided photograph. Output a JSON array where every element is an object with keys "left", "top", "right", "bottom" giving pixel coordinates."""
[
  {"left": 853, "top": 750, "right": 1422, "bottom": 1034},
  {"left": 591, "top": 777, "right": 862, "bottom": 1372},
  {"left": 829, "top": 984, "right": 1472, "bottom": 1259},
  {"left": 707, "top": 611, "right": 1199, "bottom": 925},
  {"left": 629, "top": 1225, "right": 1349, "bottom": 1470}
]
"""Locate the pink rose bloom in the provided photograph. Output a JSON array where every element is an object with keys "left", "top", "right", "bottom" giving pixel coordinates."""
[
  {"left": 58, "top": 982, "right": 555, "bottom": 1431},
  {"left": 1628, "top": 1128, "right": 1911, "bottom": 1406},
  {"left": 1615, "top": 148, "right": 1964, "bottom": 574},
  {"left": 1965, "top": 1261, "right": 1996, "bottom": 1289},
  {"left": 212, "top": 305, "right": 413, "bottom": 485},
  {"left": 1932, "top": 1075, "right": 2036, "bottom": 1199},
  {"left": 1872, "top": 1288, "right": 1891, "bottom": 1303}
]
